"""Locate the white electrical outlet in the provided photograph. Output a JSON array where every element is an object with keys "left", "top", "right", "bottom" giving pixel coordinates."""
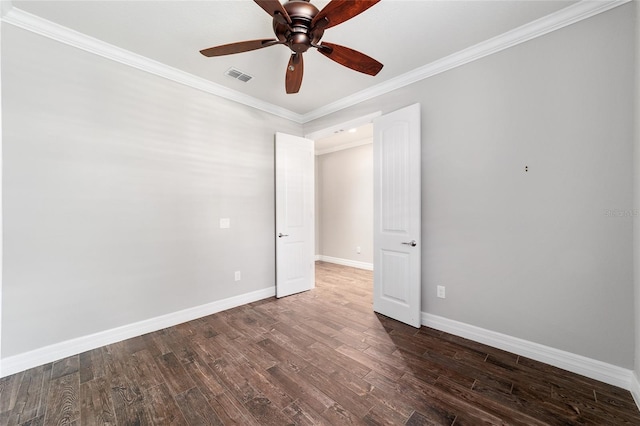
[
  {"left": 220, "top": 218, "right": 230, "bottom": 229},
  {"left": 437, "top": 285, "right": 446, "bottom": 299},
  {"left": 234, "top": 271, "right": 241, "bottom": 281},
  {"left": 356, "top": 246, "right": 361, "bottom": 254}
]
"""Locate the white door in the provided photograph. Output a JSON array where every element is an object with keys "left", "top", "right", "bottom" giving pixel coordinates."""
[
  {"left": 275, "top": 132, "right": 315, "bottom": 298},
  {"left": 373, "top": 104, "right": 421, "bottom": 327}
]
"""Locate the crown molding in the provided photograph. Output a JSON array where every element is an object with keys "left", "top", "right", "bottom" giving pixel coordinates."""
[
  {"left": 298, "top": 0, "right": 630, "bottom": 123},
  {"left": 1, "top": 0, "right": 630, "bottom": 125},
  {"left": 1, "top": 7, "right": 305, "bottom": 123}
]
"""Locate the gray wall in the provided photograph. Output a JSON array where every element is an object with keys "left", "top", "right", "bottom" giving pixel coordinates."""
[
  {"left": 305, "top": 4, "right": 635, "bottom": 368},
  {"left": 0, "top": 15, "right": 3, "bottom": 363},
  {"left": 634, "top": 0, "right": 640, "bottom": 383},
  {"left": 2, "top": 25, "right": 302, "bottom": 357},
  {"left": 2, "top": 2, "right": 636, "bottom": 372},
  {"left": 317, "top": 144, "right": 373, "bottom": 264},
  {"left": 315, "top": 155, "right": 322, "bottom": 256}
]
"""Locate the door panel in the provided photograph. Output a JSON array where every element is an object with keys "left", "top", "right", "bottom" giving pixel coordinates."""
[
  {"left": 275, "top": 132, "right": 315, "bottom": 298},
  {"left": 380, "top": 250, "right": 410, "bottom": 302},
  {"left": 373, "top": 104, "right": 421, "bottom": 327}
]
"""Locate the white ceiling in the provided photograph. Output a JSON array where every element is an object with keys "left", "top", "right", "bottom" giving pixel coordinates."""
[
  {"left": 9, "top": 0, "right": 581, "bottom": 117},
  {"left": 315, "top": 122, "right": 373, "bottom": 153}
]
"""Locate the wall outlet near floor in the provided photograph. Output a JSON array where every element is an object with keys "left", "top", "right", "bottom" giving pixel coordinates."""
[
  {"left": 437, "top": 285, "right": 446, "bottom": 299},
  {"left": 356, "top": 246, "right": 361, "bottom": 254},
  {"left": 234, "top": 271, "right": 241, "bottom": 281}
]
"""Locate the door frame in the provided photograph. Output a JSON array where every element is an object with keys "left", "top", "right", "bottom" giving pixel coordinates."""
[
  {"left": 305, "top": 111, "right": 381, "bottom": 265},
  {"left": 304, "top": 112, "right": 382, "bottom": 142},
  {"left": 307, "top": 107, "right": 422, "bottom": 328}
]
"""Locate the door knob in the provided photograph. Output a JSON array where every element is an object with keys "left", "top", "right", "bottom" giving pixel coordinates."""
[
  {"left": 401, "top": 240, "right": 417, "bottom": 247},
  {"left": 278, "top": 233, "right": 289, "bottom": 238}
]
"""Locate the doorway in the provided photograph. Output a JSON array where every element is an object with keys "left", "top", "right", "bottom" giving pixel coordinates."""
[
  {"left": 306, "top": 111, "right": 380, "bottom": 272},
  {"left": 305, "top": 104, "right": 422, "bottom": 328},
  {"left": 314, "top": 122, "right": 374, "bottom": 271}
]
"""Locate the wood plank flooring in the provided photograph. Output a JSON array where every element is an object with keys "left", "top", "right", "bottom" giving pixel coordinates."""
[{"left": 1, "top": 261, "right": 639, "bottom": 425}]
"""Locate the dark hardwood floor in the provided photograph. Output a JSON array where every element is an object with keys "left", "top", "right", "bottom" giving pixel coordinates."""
[{"left": 1, "top": 261, "right": 639, "bottom": 425}]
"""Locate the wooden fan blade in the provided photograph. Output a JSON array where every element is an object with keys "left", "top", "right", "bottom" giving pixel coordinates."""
[
  {"left": 286, "top": 53, "right": 304, "bottom": 94},
  {"left": 318, "top": 42, "right": 383, "bottom": 76},
  {"left": 200, "top": 39, "right": 280, "bottom": 57},
  {"left": 312, "top": 0, "right": 380, "bottom": 30},
  {"left": 254, "top": 0, "right": 292, "bottom": 25}
]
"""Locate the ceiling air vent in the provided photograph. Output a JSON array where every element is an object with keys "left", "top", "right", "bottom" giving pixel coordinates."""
[{"left": 225, "top": 67, "right": 253, "bottom": 83}]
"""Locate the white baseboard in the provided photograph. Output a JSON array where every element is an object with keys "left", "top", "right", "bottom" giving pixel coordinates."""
[
  {"left": 630, "top": 372, "right": 640, "bottom": 409},
  {"left": 4, "top": 288, "right": 638, "bottom": 413},
  {"left": 422, "top": 313, "right": 634, "bottom": 391},
  {"left": 0, "top": 286, "right": 275, "bottom": 378},
  {"left": 317, "top": 255, "right": 373, "bottom": 271}
]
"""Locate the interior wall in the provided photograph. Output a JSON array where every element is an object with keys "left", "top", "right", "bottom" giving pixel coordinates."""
[
  {"left": 317, "top": 143, "right": 373, "bottom": 265},
  {"left": 634, "top": 0, "right": 640, "bottom": 384},
  {"left": 0, "top": 15, "right": 3, "bottom": 365},
  {"left": 304, "top": 4, "right": 635, "bottom": 368},
  {"left": 1, "top": 25, "right": 302, "bottom": 358},
  {"left": 314, "top": 155, "right": 322, "bottom": 257}
]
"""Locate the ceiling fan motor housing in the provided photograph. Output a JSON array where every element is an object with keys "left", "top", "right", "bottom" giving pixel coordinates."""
[
  {"left": 274, "top": 0, "right": 322, "bottom": 53},
  {"left": 200, "top": 0, "right": 383, "bottom": 94}
]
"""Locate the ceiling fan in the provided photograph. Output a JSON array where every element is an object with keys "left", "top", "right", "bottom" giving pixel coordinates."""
[{"left": 200, "top": 0, "right": 383, "bottom": 94}]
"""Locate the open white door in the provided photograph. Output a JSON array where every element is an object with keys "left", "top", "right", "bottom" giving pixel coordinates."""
[
  {"left": 275, "top": 132, "right": 315, "bottom": 298},
  {"left": 373, "top": 104, "right": 421, "bottom": 327}
]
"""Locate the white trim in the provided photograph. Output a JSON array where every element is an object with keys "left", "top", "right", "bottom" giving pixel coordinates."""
[
  {"left": 422, "top": 313, "right": 633, "bottom": 390},
  {"left": 315, "top": 138, "right": 372, "bottom": 156},
  {"left": 0, "top": 1, "right": 630, "bottom": 124},
  {"left": 299, "top": 0, "right": 630, "bottom": 122},
  {"left": 305, "top": 111, "right": 381, "bottom": 140},
  {"left": 0, "top": 286, "right": 275, "bottom": 378},
  {"left": 318, "top": 255, "right": 373, "bottom": 271},
  {"left": 631, "top": 372, "right": 640, "bottom": 408},
  {"left": 0, "top": 8, "right": 304, "bottom": 123},
  {"left": 631, "top": 372, "right": 640, "bottom": 410}
]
